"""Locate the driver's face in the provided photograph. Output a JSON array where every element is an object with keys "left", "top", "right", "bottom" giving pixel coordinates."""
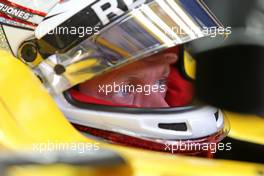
[{"left": 79, "top": 52, "right": 178, "bottom": 107}]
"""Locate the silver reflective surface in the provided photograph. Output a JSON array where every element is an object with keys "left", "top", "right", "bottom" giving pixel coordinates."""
[{"left": 37, "top": 0, "right": 222, "bottom": 93}]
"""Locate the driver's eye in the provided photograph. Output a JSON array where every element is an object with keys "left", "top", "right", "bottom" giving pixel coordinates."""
[
  {"left": 155, "top": 78, "right": 167, "bottom": 87},
  {"left": 115, "top": 90, "right": 130, "bottom": 97},
  {"left": 114, "top": 83, "right": 133, "bottom": 97}
]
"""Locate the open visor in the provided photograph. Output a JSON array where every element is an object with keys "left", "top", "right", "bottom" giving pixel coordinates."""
[{"left": 35, "top": 0, "right": 223, "bottom": 93}]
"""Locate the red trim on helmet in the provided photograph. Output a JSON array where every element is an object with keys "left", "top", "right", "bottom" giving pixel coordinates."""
[{"left": 74, "top": 124, "right": 224, "bottom": 158}]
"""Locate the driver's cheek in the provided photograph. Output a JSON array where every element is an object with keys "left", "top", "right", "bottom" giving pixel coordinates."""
[{"left": 133, "top": 92, "right": 169, "bottom": 108}]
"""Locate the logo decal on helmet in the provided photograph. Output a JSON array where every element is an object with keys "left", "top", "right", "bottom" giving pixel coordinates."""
[
  {"left": 91, "top": 0, "right": 147, "bottom": 25},
  {"left": 0, "top": 3, "right": 33, "bottom": 21},
  {"left": 0, "top": 0, "right": 59, "bottom": 29}
]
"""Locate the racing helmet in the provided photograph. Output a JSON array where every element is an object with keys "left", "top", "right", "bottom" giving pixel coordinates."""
[{"left": 0, "top": 0, "right": 228, "bottom": 156}]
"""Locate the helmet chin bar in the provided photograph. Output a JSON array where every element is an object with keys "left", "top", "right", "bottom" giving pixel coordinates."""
[
  {"left": 51, "top": 93, "right": 227, "bottom": 155},
  {"left": 74, "top": 124, "right": 226, "bottom": 157}
]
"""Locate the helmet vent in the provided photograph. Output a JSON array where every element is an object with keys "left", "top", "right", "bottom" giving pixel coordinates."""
[
  {"left": 158, "top": 123, "right": 187, "bottom": 131},
  {"left": 214, "top": 111, "right": 219, "bottom": 121}
]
